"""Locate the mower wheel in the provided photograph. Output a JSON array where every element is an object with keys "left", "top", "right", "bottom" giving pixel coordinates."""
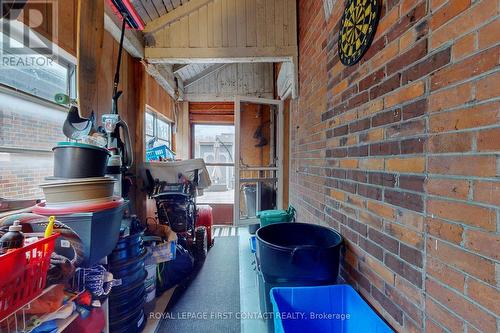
[{"left": 194, "top": 226, "right": 208, "bottom": 262}]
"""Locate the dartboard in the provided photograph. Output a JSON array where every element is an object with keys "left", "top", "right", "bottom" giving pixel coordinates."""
[{"left": 338, "top": 0, "right": 380, "bottom": 66}]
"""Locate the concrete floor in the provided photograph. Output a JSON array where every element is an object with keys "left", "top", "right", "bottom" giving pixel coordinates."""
[{"left": 238, "top": 227, "right": 269, "bottom": 333}]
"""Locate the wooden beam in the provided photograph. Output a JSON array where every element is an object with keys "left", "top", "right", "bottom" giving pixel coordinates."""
[
  {"left": 184, "top": 63, "right": 227, "bottom": 88},
  {"left": 173, "top": 64, "right": 189, "bottom": 74},
  {"left": 104, "top": 5, "right": 145, "bottom": 59},
  {"left": 143, "top": 0, "right": 213, "bottom": 33},
  {"left": 77, "top": 0, "right": 104, "bottom": 118},
  {"left": 142, "top": 62, "right": 184, "bottom": 101},
  {"left": 184, "top": 93, "right": 273, "bottom": 102},
  {"left": 145, "top": 46, "right": 297, "bottom": 63}
]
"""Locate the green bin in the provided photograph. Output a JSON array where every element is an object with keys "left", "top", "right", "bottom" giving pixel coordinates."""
[{"left": 257, "top": 205, "right": 296, "bottom": 227}]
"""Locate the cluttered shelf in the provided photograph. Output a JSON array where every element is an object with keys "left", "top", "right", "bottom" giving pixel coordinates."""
[{"left": 0, "top": 152, "right": 213, "bottom": 333}]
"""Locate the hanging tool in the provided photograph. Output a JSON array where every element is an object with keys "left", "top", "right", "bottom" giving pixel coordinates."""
[{"left": 100, "top": 0, "right": 144, "bottom": 196}]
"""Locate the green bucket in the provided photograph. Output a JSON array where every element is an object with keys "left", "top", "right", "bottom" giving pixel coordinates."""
[{"left": 257, "top": 205, "right": 296, "bottom": 228}]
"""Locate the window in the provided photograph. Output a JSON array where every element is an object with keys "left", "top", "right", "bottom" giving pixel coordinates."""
[
  {"left": 193, "top": 124, "right": 235, "bottom": 205},
  {"left": 145, "top": 108, "right": 173, "bottom": 150},
  {"left": 0, "top": 29, "right": 76, "bottom": 103}
]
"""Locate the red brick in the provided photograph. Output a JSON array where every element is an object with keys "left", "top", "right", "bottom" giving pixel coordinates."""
[
  {"left": 384, "top": 81, "right": 426, "bottom": 107},
  {"left": 395, "top": 275, "right": 423, "bottom": 306},
  {"left": 385, "top": 253, "right": 423, "bottom": 287},
  {"left": 426, "top": 278, "right": 498, "bottom": 333},
  {"left": 386, "top": 156, "right": 425, "bottom": 173},
  {"left": 427, "top": 199, "right": 496, "bottom": 231},
  {"left": 402, "top": 47, "right": 451, "bottom": 83},
  {"left": 477, "top": 127, "right": 500, "bottom": 151},
  {"left": 428, "top": 82, "right": 474, "bottom": 112},
  {"left": 425, "top": 296, "right": 465, "bottom": 333},
  {"left": 452, "top": 32, "right": 476, "bottom": 60},
  {"left": 429, "top": 102, "right": 500, "bottom": 133},
  {"left": 386, "top": 39, "right": 428, "bottom": 75},
  {"left": 430, "top": 46, "right": 500, "bottom": 90},
  {"left": 387, "top": 2, "right": 427, "bottom": 43},
  {"left": 364, "top": 255, "right": 396, "bottom": 285},
  {"left": 385, "top": 189, "right": 424, "bottom": 212},
  {"left": 398, "top": 210, "right": 425, "bottom": 232},
  {"left": 371, "top": 286, "right": 404, "bottom": 325},
  {"left": 473, "top": 180, "right": 500, "bottom": 206},
  {"left": 428, "top": 155, "right": 497, "bottom": 177},
  {"left": 385, "top": 284, "right": 423, "bottom": 325},
  {"left": 427, "top": 237, "right": 496, "bottom": 284},
  {"left": 426, "top": 217, "right": 464, "bottom": 244},
  {"left": 399, "top": 174, "right": 425, "bottom": 192},
  {"left": 369, "top": 73, "right": 402, "bottom": 100},
  {"left": 426, "top": 178, "right": 469, "bottom": 200},
  {"left": 426, "top": 256, "right": 466, "bottom": 292},
  {"left": 466, "top": 278, "right": 500, "bottom": 316},
  {"left": 386, "top": 119, "right": 425, "bottom": 138},
  {"left": 430, "top": 0, "right": 471, "bottom": 30},
  {"left": 372, "top": 108, "right": 402, "bottom": 127},
  {"left": 431, "top": 0, "right": 498, "bottom": 50},
  {"left": 428, "top": 132, "right": 473, "bottom": 153},
  {"left": 476, "top": 71, "right": 500, "bottom": 101},
  {"left": 464, "top": 229, "right": 500, "bottom": 261},
  {"left": 368, "top": 172, "right": 397, "bottom": 187},
  {"left": 386, "top": 222, "right": 424, "bottom": 248},
  {"left": 402, "top": 98, "right": 427, "bottom": 120},
  {"left": 478, "top": 18, "right": 500, "bottom": 49},
  {"left": 367, "top": 201, "right": 397, "bottom": 220},
  {"left": 426, "top": 320, "right": 452, "bottom": 333}
]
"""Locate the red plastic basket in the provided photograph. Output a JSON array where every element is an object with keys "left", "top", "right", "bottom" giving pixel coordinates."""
[{"left": 0, "top": 233, "right": 59, "bottom": 321}]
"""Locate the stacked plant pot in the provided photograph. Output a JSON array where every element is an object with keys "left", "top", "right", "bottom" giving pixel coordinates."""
[{"left": 34, "top": 142, "right": 125, "bottom": 267}]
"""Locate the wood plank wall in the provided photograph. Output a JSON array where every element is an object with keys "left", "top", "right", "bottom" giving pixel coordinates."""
[
  {"left": 21, "top": 0, "right": 78, "bottom": 56},
  {"left": 17, "top": 0, "right": 176, "bottom": 221},
  {"left": 151, "top": 0, "right": 297, "bottom": 49},
  {"left": 185, "top": 63, "right": 274, "bottom": 101}
]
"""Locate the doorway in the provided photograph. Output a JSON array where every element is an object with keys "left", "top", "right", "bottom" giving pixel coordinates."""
[
  {"left": 193, "top": 124, "right": 236, "bottom": 225},
  {"left": 234, "top": 96, "right": 285, "bottom": 226}
]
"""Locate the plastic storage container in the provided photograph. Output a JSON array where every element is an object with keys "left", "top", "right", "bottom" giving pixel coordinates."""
[
  {"left": 0, "top": 234, "right": 59, "bottom": 321},
  {"left": 52, "top": 142, "right": 110, "bottom": 178},
  {"left": 249, "top": 236, "right": 257, "bottom": 253},
  {"left": 257, "top": 205, "right": 296, "bottom": 227},
  {"left": 256, "top": 222, "right": 343, "bottom": 284},
  {"left": 33, "top": 199, "right": 126, "bottom": 267},
  {"left": 270, "top": 285, "right": 394, "bottom": 333},
  {"left": 146, "top": 145, "right": 176, "bottom": 162}
]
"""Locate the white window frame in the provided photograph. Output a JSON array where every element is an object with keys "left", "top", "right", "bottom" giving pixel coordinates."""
[
  {"left": 0, "top": 20, "right": 77, "bottom": 105},
  {"left": 145, "top": 105, "right": 174, "bottom": 150}
]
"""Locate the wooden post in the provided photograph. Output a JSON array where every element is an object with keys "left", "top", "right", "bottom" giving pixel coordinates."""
[{"left": 77, "top": 0, "right": 104, "bottom": 118}]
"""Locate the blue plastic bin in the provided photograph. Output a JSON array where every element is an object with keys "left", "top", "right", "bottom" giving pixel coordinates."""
[
  {"left": 249, "top": 236, "right": 257, "bottom": 253},
  {"left": 270, "top": 284, "right": 393, "bottom": 333}
]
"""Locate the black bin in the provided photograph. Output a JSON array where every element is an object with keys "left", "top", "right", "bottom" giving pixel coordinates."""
[
  {"left": 256, "top": 222, "right": 343, "bottom": 284},
  {"left": 255, "top": 222, "right": 343, "bottom": 330}
]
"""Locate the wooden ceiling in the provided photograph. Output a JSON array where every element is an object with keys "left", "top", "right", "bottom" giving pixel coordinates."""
[{"left": 130, "top": 0, "right": 189, "bottom": 24}]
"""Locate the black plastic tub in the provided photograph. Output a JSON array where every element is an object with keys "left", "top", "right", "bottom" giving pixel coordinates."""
[
  {"left": 256, "top": 222, "right": 343, "bottom": 284},
  {"left": 53, "top": 142, "right": 110, "bottom": 178}
]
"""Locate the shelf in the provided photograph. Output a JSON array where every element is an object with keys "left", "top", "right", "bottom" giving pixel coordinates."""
[
  {"left": 0, "top": 286, "right": 82, "bottom": 333},
  {"left": 55, "top": 312, "right": 79, "bottom": 333},
  {"left": 0, "top": 285, "right": 58, "bottom": 324}
]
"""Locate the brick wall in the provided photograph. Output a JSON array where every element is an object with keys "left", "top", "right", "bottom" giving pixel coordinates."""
[
  {"left": 0, "top": 92, "right": 66, "bottom": 199},
  {"left": 291, "top": 0, "right": 499, "bottom": 332}
]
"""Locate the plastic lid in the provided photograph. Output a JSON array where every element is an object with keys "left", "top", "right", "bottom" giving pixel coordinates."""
[
  {"left": 9, "top": 220, "right": 22, "bottom": 232},
  {"left": 54, "top": 142, "right": 111, "bottom": 155}
]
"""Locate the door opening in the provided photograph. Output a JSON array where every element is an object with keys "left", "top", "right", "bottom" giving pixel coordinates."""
[
  {"left": 235, "top": 97, "right": 284, "bottom": 226},
  {"left": 193, "top": 124, "right": 236, "bottom": 225}
]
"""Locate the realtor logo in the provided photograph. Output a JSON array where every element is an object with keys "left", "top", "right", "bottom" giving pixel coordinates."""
[{"left": 0, "top": 0, "right": 58, "bottom": 67}]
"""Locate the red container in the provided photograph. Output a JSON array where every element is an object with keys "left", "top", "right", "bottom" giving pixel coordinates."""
[
  {"left": 0, "top": 234, "right": 59, "bottom": 321},
  {"left": 196, "top": 205, "right": 214, "bottom": 248}
]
